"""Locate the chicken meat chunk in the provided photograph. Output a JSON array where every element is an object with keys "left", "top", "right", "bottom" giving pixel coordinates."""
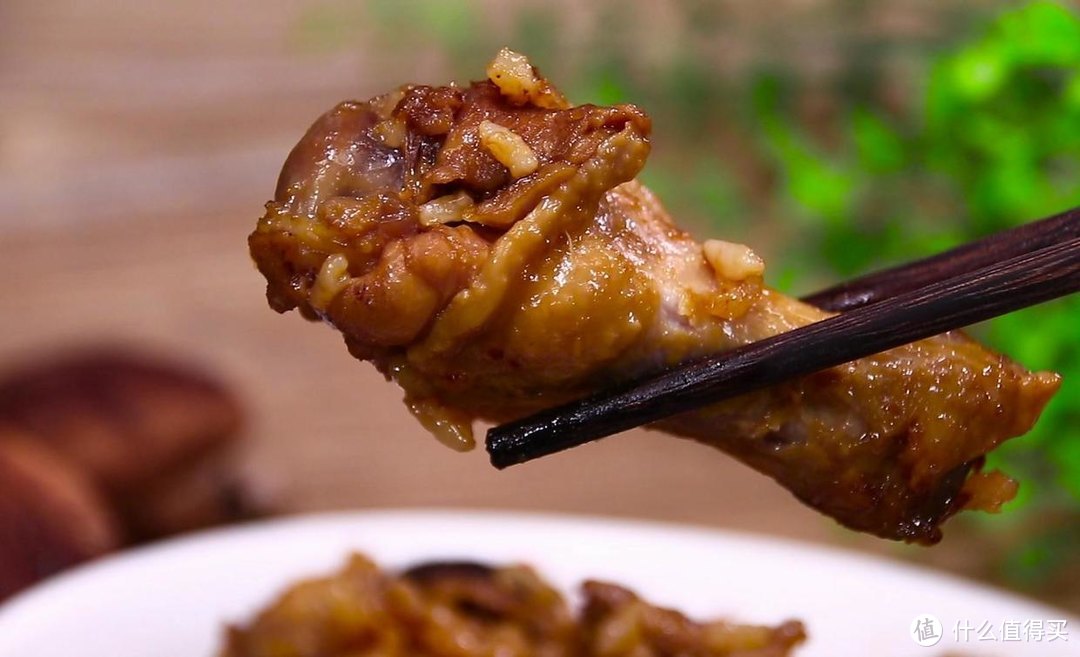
[
  {"left": 249, "top": 49, "right": 1060, "bottom": 544},
  {"left": 220, "top": 555, "right": 806, "bottom": 657}
]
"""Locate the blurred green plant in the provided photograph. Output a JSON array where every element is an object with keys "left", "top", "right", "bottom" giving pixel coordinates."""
[
  {"left": 745, "top": 2, "right": 1080, "bottom": 587},
  {"left": 306, "top": 0, "right": 1079, "bottom": 587},
  {"left": 752, "top": 0, "right": 1080, "bottom": 509}
]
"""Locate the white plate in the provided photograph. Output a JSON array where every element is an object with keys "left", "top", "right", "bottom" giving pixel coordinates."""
[{"left": 0, "top": 509, "right": 1075, "bottom": 656}]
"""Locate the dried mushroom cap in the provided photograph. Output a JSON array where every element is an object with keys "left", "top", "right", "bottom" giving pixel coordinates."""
[
  {"left": 0, "top": 348, "right": 265, "bottom": 581},
  {"left": 117, "top": 451, "right": 267, "bottom": 541},
  {"left": 0, "top": 434, "right": 120, "bottom": 601},
  {"left": 0, "top": 349, "right": 243, "bottom": 493}
]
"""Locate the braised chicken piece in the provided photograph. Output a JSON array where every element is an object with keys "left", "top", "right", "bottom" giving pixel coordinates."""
[
  {"left": 249, "top": 49, "right": 1060, "bottom": 543},
  {"left": 580, "top": 579, "right": 805, "bottom": 657},
  {"left": 220, "top": 555, "right": 805, "bottom": 657}
]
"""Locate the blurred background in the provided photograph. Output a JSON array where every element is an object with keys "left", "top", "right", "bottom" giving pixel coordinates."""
[{"left": 1, "top": 0, "right": 1078, "bottom": 611}]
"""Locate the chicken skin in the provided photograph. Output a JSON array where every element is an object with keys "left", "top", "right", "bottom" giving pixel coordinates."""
[{"left": 250, "top": 50, "right": 1060, "bottom": 543}]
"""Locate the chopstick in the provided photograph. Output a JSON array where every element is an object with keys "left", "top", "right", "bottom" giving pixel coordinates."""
[
  {"left": 486, "top": 210, "right": 1080, "bottom": 469},
  {"left": 802, "top": 207, "right": 1080, "bottom": 311}
]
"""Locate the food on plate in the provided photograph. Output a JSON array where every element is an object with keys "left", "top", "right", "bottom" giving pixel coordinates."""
[
  {"left": 0, "top": 348, "right": 265, "bottom": 599},
  {"left": 248, "top": 48, "right": 1060, "bottom": 544},
  {"left": 220, "top": 554, "right": 806, "bottom": 657}
]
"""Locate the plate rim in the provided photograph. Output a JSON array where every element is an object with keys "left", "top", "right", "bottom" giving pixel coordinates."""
[{"left": 2, "top": 505, "right": 1074, "bottom": 624}]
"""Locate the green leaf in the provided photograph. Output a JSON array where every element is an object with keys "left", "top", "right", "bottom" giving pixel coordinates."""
[
  {"left": 786, "top": 154, "right": 855, "bottom": 224},
  {"left": 1066, "top": 71, "right": 1080, "bottom": 108},
  {"left": 950, "top": 44, "right": 1009, "bottom": 101},
  {"left": 852, "top": 108, "right": 906, "bottom": 172},
  {"left": 998, "top": 1, "right": 1080, "bottom": 66}
]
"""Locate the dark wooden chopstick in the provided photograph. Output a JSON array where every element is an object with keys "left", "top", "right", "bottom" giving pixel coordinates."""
[
  {"left": 487, "top": 215, "right": 1080, "bottom": 469},
  {"left": 802, "top": 206, "right": 1080, "bottom": 311}
]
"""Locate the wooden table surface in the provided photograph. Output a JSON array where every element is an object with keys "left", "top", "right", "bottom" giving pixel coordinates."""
[{"left": 4, "top": 0, "right": 1073, "bottom": 613}]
